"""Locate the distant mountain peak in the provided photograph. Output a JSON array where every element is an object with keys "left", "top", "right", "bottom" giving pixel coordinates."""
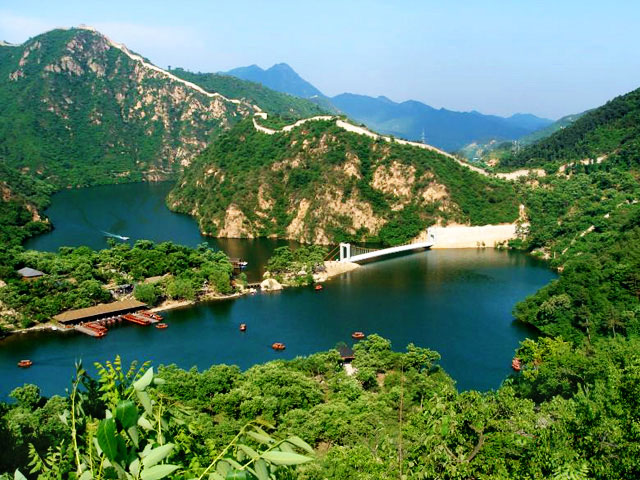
[
  {"left": 226, "top": 62, "right": 323, "bottom": 98},
  {"left": 271, "top": 62, "right": 294, "bottom": 71}
]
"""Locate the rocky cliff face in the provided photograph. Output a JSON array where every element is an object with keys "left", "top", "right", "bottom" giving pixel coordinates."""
[
  {"left": 0, "top": 27, "right": 254, "bottom": 187},
  {"left": 168, "top": 119, "right": 519, "bottom": 245}
]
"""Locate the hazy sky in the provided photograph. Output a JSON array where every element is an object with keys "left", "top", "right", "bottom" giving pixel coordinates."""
[{"left": 1, "top": 0, "right": 639, "bottom": 119}]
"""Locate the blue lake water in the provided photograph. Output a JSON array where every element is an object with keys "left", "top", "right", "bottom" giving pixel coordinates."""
[{"left": 1, "top": 182, "right": 555, "bottom": 397}]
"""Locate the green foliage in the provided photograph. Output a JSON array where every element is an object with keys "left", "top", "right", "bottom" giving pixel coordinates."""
[
  {"left": 9, "top": 385, "right": 41, "bottom": 410},
  {"left": 2, "top": 359, "right": 313, "bottom": 479},
  {"left": 6, "top": 338, "right": 640, "bottom": 478},
  {"left": 134, "top": 283, "right": 159, "bottom": 305},
  {"left": 165, "top": 277, "right": 195, "bottom": 301},
  {"left": 266, "top": 245, "right": 327, "bottom": 285},
  {"left": 378, "top": 204, "right": 429, "bottom": 246},
  {"left": 512, "top": 165, "right": 640, "bottom": 342},
  {"left": 0, "top": 160, "right": 53, "bottom": 247}
]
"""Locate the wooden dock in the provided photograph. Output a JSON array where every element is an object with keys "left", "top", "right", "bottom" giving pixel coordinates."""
[{"left": 74, "top": 311, "right": 161, "bottom": 337}]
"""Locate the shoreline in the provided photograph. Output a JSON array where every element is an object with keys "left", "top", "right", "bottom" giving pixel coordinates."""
[
  {"left": 1, "top": 247, "right": 539, "bottom": 340},
  {"left": 1, "top": 262, "right": 357, "bottom": 339},
  {"left": 149, "top": 291, "right": 247, "bottom": 313}
]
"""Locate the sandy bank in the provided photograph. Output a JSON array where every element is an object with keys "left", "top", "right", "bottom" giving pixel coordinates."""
[
  {"left": 425, "top": 224, "right": 519, "bottom": 249},
  {"left": 150, "top": 291, "right": 246, "bottom": 312},
  {"left": 322, "top": 261, "right": 360, "bottom": 280}
]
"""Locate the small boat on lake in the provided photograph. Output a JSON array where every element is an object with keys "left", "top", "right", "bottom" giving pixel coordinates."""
[
  {"left": 240, "top": 323, "right": 247, "bottom": 332},
  {"left": 351, "top": 331, "right": 365, "bottom": 340},
  {"left": 102, "top": 231, "right": 130, "bottom": 241},
  {"left": 17, "top": 359, "right": 33, "bottom": 368},
  {"left": 314, "top": 284, "right": 323, "bottom": 291},
  {"left": 155, "top": 323, "right": 168, "bottom": 329},
  {"left": 272, "top": 342, "right": 286, "bottom": 351}
]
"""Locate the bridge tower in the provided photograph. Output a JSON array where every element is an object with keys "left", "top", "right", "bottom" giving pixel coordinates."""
[{"left": 339, "top": 243, "right": 351, "bottom": 262}]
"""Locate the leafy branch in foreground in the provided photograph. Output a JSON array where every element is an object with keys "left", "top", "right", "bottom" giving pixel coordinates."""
[{"left": 13, "top": 358, "right": 313, "bottom": 480}]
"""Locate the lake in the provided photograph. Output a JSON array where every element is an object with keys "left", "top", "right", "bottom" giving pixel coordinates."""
[{"left": 3, "top": 182, "right": 555, "bottom": 397}]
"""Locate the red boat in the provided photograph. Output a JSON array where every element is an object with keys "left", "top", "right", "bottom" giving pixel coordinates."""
[
  {"left": 314, "top": 284, "right": 323, "bottom": 291},
  {"left": 512, "top": 357, "right": 522, "bottom": 371},
  {"left": 155, "top": 323, "right": 168, "bottom": 329},
  {"left": 351, "top": 331, "right": 365, "bottom": 340},
  {"left": 272, "top": 342, "right": 286, "bottom": 351},
  {"left": 240, "top": 323, "right": 247, "bottom": 332},
  {"left": 17, "top": 359, "right": 33, "bottom": 368}
]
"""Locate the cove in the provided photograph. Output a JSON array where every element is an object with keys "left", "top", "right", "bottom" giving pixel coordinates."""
[
  {"left": 24, "top": 182, "right": 297, "bottom": 282},
  {"left": 4, "top": 182, "right": 556, "bottom": 397}
]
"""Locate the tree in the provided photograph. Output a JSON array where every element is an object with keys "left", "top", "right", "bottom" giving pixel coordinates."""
[{"left": 133, "top": 283, "right": 159, "bottom": 305}]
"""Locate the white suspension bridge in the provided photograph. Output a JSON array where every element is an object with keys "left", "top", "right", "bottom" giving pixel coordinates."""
[{"left": 327, "top": 230, "right": 436, "bottom": 264}]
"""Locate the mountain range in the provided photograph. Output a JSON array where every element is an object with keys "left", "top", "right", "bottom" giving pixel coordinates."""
[{"left": 225, "top": 63, "right": 554, "bottom": 151}]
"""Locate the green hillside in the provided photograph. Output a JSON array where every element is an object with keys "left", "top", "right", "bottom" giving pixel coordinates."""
[
  {"left": 518, "top": 111, "right": 586, "bottom": 145},
  {"left": 502, "top": 87, "right": 640, "bottom": 169},
  {"left": 168, "top": 119, "right": 519, "bottom": 246},
  {"left": 0, "top": 28, "right": 252, "bottom": 188},
  {"left": 512, "top": 156, "right": 640, "bottom": 342},
  {"left": 170, "top": 68, "right": 327, "bottom": 119}
]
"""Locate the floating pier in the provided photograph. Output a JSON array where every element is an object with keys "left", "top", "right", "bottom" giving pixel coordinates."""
[
  {"left": 122, "top": 312, "right": 158, "bottom": 326},
  {"left": 75, "top": 324, "right": 106, "bottom": 337}
]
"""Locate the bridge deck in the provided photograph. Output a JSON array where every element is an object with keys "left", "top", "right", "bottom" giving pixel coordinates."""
[{"left": 347, "top": 240, "right": 434, "bottom": 263}]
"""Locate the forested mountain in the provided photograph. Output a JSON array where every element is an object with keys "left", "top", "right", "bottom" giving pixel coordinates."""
[
  {"left": 518, "top": 110, "right": 586, "bottom": 145},
  {"left": 168, "top": 118, "right": 519, "bottom": 245},
  {"left": 458, "top": 112, "right": 585, "bottom": 162},
  {"left": 225, "top": 63, "right": 553, "bottom": 151},
  {"left": 489, "top": 86, "right": 640, "bottom": 344},
  {"left": 226, "top": 63, "right": 324, "bottom": 98},
  {"left": 502, "top": 87, "right": 640, "bottom": 169},
  {"left": 0, "top": 27, "right": 255, "bottom": 187}
]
